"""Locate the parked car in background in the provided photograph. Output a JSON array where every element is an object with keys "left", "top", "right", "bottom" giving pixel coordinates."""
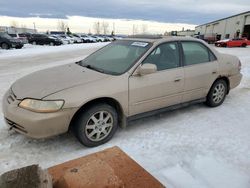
[
  {"left": 199, "top": 34, "right": 217, "bottom": 44},
  {"left": 102, "top": 35, "right": 115, "bottom": 42},
  {"left": 59, "top": 35, "right": 74, "bottom": 44},
  {"left": 0, "top": 32, "right": 23, "bottom": 49},
  {"left": 29, "top": 34, "right": 63, "bottom": 46},
  {"left": 68, "top": 34, "right": 82, "bottom": 43},
  {"left": 92, "top": 35, "right": 105, "bottom": 42},
  {"left": 8, "top": 33, "right": 28, "bottom": 44},
  {"left": 2, "top": 36, "right": 242, "bottom": 147},
  {"left": 79, "top": 35, "right": 96, "bottom": 43},
  {"left": 215, "top": 38, "right": 250, "bottom": 47},
  {"left": 50, "top": 35, "right": 70, "bottom": 45},
  {"left": 72, "top": 34, "right": 85, "bottom": 43},
  {"left": 19, "top": 33, "right": 33, "bottom": 43}
]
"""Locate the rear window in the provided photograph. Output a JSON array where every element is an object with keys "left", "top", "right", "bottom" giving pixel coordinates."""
[
  {"left": 181, "top": 42, "right": 210, "bottom": 65},
  {"left": 8, "top": 34, "right": 17, "bottom": 37}
]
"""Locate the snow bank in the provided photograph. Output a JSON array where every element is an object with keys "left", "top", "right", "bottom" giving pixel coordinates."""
[{"left": 0, "top": 43, "right": 108, "bottom": 59}]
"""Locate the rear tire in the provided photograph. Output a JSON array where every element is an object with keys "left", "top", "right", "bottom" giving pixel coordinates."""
[
  {"left": 241, "top": 43, "right": 247, "bottom": 47},
  {"left": 206, "top": 79, "right": 228, "bottom": 107},
  {"left": 73, "top": 104, "right": 118, "bottom": 147},
  {"left": 1, "top": 43, "right": 9, "bottom": 49}
]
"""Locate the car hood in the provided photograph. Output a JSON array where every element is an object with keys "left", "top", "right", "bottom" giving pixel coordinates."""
[
  {"left": 217, "top": 39, "right": 230, "bottom": 43},
  {"left": 10, "top": 38, "right": 22, "bottom": 43},
  {"left": 11, "top": 63, "right": 109, "bottom": 99}
]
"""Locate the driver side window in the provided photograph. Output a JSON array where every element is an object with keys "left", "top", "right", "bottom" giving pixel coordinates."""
[{"left": 143, "top": 42, "right": 180, "bottom": 71}]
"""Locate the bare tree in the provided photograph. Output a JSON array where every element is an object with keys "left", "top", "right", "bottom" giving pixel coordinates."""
[
  {"left": 141, "top": 24, "right": 148, "bottom": 34},
  {"left": 57, "top": 20, "right": 68, "bottom": 32},
  {"left": 101, "top": 21, "right": 109, "bottom": 35},
  {"left": 10, "top": 20, "right": 19, "bottom": 28},
  {"left": 93, "top": 21, "right": 101, "bottom": 34},
  {"left": 9, "top": 21, "right": 19, "bottom": 33},
  {"left": 132, "top": 24, "right": 138, "bottom": 35}
]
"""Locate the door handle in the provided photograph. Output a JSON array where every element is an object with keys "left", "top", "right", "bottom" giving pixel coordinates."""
[{"left": 212, "top": 71, "right": 217, "bottom": 74}]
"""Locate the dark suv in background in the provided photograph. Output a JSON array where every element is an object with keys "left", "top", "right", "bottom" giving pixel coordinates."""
[
  {"left": 0, "top": 32, "right": 24, "bottom": 49},
  {"left": 29, "top": 34, "right": 63, "bottom": 46}
]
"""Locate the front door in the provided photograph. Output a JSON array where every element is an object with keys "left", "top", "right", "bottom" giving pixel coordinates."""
[{"left": 129, "top": 42, "right": 184, "bottom": 116}]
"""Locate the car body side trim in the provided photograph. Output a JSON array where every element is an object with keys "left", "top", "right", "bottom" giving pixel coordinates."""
[{"left": 127, "top": 98, "right": 206, "bottom": 122}]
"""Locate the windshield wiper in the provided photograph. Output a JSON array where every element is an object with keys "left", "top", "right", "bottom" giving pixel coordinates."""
[
  {"left": 75, "top": 60, "right": 82, "bottom": 65},
  {"left": 76, "top": 61, "right": 118, "bottom": 75},
  {"left": 79, "top": 63, "right": 104, "bottom": 73}
]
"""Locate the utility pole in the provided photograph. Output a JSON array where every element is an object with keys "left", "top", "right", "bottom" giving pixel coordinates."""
[
  {"left": 113, "top": 22, "right": 115, "bottom": 35},
  {"left": 33, "top": 22, "right": 36, "bottom": 32}
]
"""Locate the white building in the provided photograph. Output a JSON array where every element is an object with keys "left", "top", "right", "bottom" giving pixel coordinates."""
[
  {"left": 177, "top": 30, "right": 195, "bottom": 37},
  {"left": 0, "top": 26, "right": 36, "bottom": 34},
  {"left": 195, "top": 11, "right": 250, "bottom": 40}
]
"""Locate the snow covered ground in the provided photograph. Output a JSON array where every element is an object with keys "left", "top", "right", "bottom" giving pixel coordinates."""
[
  {"left": 0, "top": 44, "right": 250, "bottom": 188},
  {"left": 0, "top": 43, "right": 108, "bottom": 59}
]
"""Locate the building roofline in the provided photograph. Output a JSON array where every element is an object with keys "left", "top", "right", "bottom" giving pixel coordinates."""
[{"left": 195, "top": 11, "right": 250, "bottom": 28}]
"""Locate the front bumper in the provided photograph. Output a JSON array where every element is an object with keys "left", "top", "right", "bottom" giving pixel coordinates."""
[
  {"left": 215, "top": 43, "right": 223, "bottom": 47},
  {"left": 11, "top": 43, "right": 23, "bottom": 48},
  {"left": 2, "top": 90, "right": 78, "bottom": 139}
]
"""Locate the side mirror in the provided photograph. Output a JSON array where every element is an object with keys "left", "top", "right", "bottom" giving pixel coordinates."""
[{"left": 136, "top": 63, "right": 157, "bottom": 76}]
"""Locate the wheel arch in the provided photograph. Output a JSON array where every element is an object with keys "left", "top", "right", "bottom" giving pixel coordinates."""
[
  {"left": 0, "top": 42, "right": 10, "bottom": 48},
  {"left": 213, "top": 76, "right": 230, "bottom": 94},
  {"left": 242, "top": 43, "right": 247, "bottom": 47},
  {"left": 68, "top": 97, "right": 125, "bottom": 131}
]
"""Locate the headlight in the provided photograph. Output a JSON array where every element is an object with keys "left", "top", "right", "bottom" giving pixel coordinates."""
[{"left": 19, "top": 99, "right": 64, "bottom": 113}]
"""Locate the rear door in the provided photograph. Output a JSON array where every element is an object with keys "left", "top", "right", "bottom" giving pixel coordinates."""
[
  {"left": 36, "top": 35, "right": 43, "bottom": 44},
  {"left": 129, "top": 42, "right": 184, "bottom": 116},
  {"left": 181, "top": 41, "right": 218, "bottom": 102}
]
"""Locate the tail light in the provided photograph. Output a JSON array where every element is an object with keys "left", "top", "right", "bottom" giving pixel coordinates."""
[{"left": 238, "top": 60, "right": 242, "bottom": 72}]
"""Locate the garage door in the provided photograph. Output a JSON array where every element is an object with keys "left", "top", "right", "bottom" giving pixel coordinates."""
[{"left": 245, "top": 15, "right": 250, "bottom": 25}]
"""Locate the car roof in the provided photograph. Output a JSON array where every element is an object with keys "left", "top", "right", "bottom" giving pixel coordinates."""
[{"left": 124, "top": 35, "right": 202, "bottom": 43}]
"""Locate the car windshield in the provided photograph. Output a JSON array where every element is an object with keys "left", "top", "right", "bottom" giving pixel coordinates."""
[
  {"left": 78, "top": 40, "right": 152, "bottom": 75},
  {"left": 0, "top": 33, "right": 12, "bottom": 39}
]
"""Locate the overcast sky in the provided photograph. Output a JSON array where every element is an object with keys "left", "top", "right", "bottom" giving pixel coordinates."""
[{"left": 1, "top": 0, "right": 250, "bottom": 24}]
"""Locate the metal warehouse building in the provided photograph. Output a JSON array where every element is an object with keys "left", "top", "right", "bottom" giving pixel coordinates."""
[{"left": 195, "top": 11, "right": 250, "bottom": 41}]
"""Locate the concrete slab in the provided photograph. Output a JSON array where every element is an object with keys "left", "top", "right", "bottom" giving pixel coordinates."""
[{"left": 48, "top": 146, "right": 165, "bottom": 188}]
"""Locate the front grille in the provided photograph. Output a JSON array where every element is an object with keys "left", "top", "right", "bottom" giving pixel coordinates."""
[{"left": 5, "top": 118, "right": 27, "bottom": 133}]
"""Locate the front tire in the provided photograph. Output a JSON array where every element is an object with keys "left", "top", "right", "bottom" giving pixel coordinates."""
[
  {"left": 73, "top": 104, "right": 118, "bottom": 147},
  {"left": 1, "top": 43, "right": 9, "bottom": 49},
  {"left": 241, "top": 43, "right": 247, "bottom": 47},
  {"left": 206, "top": 79, "right": 228, "bottom": 107}
]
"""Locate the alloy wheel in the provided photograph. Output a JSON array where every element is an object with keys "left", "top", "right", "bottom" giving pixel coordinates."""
[
  {"left": 212, "top": 83, "right": 226, "bottom": 104},
  {"left": 1, "top": 43, "right": 9, "bottom": 49},
  {"left": 85, "top": 111, "right": 113, "bottom": 142}
]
